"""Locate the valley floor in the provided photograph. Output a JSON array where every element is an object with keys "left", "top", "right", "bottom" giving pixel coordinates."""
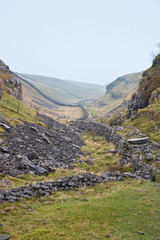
[
  {"left": 0, "top": 129, "right": 160, "bottom": 240},
  {"left": 0, "top": 92, "right": 160, "bottom": 240}
]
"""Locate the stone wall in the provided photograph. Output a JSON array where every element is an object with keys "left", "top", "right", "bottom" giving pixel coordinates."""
[{"left": 0, "top": 172, "right": 136, "bottom": 203}]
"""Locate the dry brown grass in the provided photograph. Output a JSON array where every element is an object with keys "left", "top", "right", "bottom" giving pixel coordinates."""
[{"left": 22, "top": 81, "right": 83, "bottom": 123}]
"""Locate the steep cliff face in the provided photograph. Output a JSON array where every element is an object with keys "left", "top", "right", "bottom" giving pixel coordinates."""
[
  {"left": 0, "top": 59, "right": 22, "bottom": 100},
  {"left": 128, "top": 54, "right": 160, "bottom": 117}
]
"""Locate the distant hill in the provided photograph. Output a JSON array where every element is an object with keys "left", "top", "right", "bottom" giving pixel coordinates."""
[
  {"left": 86, "top": 72, "right": 142, "bottom": 117},
  {"left": 16, "top": 73, "right": 105, "bottom": 104}
]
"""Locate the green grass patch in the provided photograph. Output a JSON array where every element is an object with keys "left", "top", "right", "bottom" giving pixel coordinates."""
[
  {"left": 77, "top": 131, "right": 128, "bottom": 174},
  {"left": 0, "top": 92, "right": 37, "bottom": 125},
  {"left": 0, "top": 180, "right": 160, "bottom": 240}
]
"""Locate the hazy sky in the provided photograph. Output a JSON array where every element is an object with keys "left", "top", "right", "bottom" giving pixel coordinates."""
[{"left": 0, "top": 0, "right": 160, "bottom": 85}]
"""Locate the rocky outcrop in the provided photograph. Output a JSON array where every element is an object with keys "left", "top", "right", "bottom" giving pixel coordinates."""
[
  {"left": 0, "top": 60, "right": 9, "bottom": 73},
  {"left": 0, "top": 59, "right": 22, "bottom": 100},
  {"left": 149, "top": 88, "right": 160, "bottom": 104},
  {"left": 128, "top": 54, "right": 160, "bottom": 117}
]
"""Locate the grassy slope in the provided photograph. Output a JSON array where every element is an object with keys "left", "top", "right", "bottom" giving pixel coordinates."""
[
  {"left": 86, "top": 72, "right": 142, "bottom": 117},
  {"left": 0, "top": 91, "right": 36, "bottom": 125},
  {"left": 16, "top": 73, "right": 105, "bottom": 104}
]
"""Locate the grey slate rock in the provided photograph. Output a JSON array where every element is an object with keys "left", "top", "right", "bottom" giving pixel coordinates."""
[
  {"left": 27, "top": 151, "right": 38, "bottom": 160},
  {"left": 41, "top": 133, "right": 52, "bottom": 144},
  {"left": 0, "top": 146, "right": 9, "bottom": 153},
  {"left": 0, "top": 123, "right": 11, "bottom": 130},
  {"left": 138, "top": 231, "right": 145, "bottom": 234},
  {"left": 30, "top": 165, "right": 48, "bottom": 175},
  {"left": 30, "top": 126, "right": 38, "bottom": 132},
  {"left": 109, "top": 149, "right": 117, "bottom": 153},
  {"left": 0, "top": 235, "right": 10, "bottom": 240}
]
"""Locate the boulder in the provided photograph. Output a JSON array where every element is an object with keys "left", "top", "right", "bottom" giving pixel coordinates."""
[
  {"left": 27, "top": 151, "right": 38, "bottom": 160},
  {"left": 0, "top": 235, "right": 10, "bottom": 240},
  {"left": 30, "top": 165, "right": 48, "bottom": 176},
  {"left": 0, "top": 146, "right": 9, "bottom": 153}
]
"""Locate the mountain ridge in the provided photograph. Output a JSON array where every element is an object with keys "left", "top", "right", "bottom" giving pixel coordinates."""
[
  {"left": 16, "top": 72, "right": 105, "bottom": 104},
  {"left": 85, "top": 71, "right": 142, "bottom": 117}
]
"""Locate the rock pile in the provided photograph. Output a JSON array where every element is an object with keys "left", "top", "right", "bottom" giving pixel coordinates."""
[{"left": 0, "top": 118, "right": 83, "bottom": 176}]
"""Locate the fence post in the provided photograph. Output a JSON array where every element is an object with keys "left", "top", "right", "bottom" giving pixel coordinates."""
[
  {"left": 35, "top": 111, "right": 38, "bottom": 123},
  {"left": 50, "top": 119, "right": 53, "bottom": 131},
  {"left": 92, "top": 131, "right": 95, "bottom": 141},
  {"left": 0, "top": 90, "right": 2, "bottom": 101},
  {"left": 17, "top": 102, "right": 20, "bottom": 113}
]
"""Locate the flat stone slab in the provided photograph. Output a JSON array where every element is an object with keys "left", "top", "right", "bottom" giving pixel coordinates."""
[{"left": 128, "top": 137, "right": 149, "bottom": 144}]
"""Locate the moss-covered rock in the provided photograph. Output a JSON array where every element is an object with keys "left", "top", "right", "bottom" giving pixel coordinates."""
[
  {"left": 128, "top": 54, "right": 160, "bottom": 117},
  {"left": 0, "top": 59, "right": 22, "bottom": 100}
]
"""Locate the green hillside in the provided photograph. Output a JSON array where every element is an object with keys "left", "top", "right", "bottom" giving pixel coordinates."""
[
  {"left": 86, "top": 72, "right": 142, "bottom": 117},
  {"left": 16, "top": 73, "right": 105, "bottom": 104},
  {"left": 21, "top": 79, "right": 84, "bottom": 123}
]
